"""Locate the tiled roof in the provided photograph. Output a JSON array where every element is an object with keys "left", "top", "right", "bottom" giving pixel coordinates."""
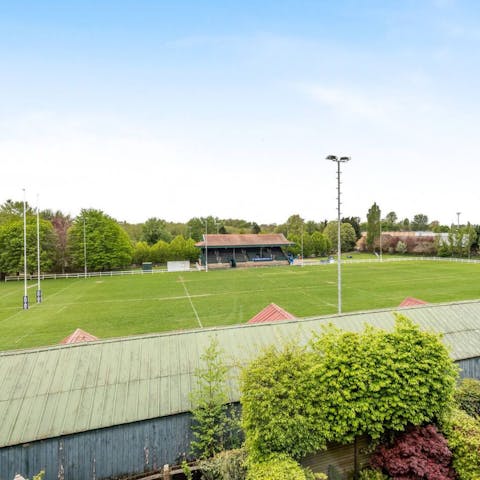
[
  {"left": 398, "top": 297, "right": 428, "bottom": 307},
  {"left": 59, "top": 328, "right": 98, "bottom": 344},
  {"left": 195, "top": 233, "right": 293, "bottom": 248},
  {"left": 248, "top": 303, "right": 296, "bottom": 324}
]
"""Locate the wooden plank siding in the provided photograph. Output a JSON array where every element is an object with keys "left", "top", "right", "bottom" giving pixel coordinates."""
[{"left": 301, "top": 436, "right": 371, "bottom": 477}]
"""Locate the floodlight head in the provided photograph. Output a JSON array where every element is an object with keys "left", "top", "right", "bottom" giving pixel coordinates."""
[
  {"left": 339, "top": 156, "right": 351, "bottom": 162},
  {"left": 326, "top": 155, "right": 338, "bottom": 161}
]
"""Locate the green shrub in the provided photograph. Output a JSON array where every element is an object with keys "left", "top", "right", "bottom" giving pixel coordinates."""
[
  {"left": 200, "top": 448, "right": 247, "bottom": 480},
  {"left": 247, "top": 455, "right": 306, "bottom": 480},
  {"left": 241, "top": 316, "right": 458, "bottom": 462},
  {"left": 358, "top": 468, "right": 388, "bottom": 480},
  {"left": 442, "top": 409, "right": 480, "bottom": 480},
  {"left": 455, "top": 378, "right": 480, "bottom": 418}
]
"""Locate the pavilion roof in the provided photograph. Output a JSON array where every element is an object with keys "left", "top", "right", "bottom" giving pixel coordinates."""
[{"left": 195, "top": 233, "right": 293, "bottom": 248}]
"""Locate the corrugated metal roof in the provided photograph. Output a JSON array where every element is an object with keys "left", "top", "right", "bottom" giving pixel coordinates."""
[
  {"left": 247, "top": 303, "right": 296, "bottom": 324},
  {"left": 2, "top": 299, "right": 480, "bottom": 448},
  {"left": 195, "top": 233, "right": 293, "bottom": 247}
]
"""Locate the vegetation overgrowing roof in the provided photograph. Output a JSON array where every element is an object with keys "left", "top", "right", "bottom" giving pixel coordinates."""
[
  {"left": 195, "top": 233, "right": 293, "bottom": 248},
  {"left": 2, "top": 299, "right": 480, "bottom": 448}
]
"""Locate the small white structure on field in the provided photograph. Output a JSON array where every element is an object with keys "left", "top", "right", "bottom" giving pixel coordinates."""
[{"left": 167, "top": 261, "right": 190, "bottom": 272}]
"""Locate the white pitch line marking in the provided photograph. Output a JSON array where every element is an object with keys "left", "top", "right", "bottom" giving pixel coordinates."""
[{"left": 178, "top": 275, "right": 203, "bottom": 328}]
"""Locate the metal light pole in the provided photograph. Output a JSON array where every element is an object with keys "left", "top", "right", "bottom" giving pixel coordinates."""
[
  {"left": 83, "top": 216, "right": 87, "bottom": 278},
  {"left": 36, "top": 195, "right": 42, "bottom": 303},
  {"left": 22, "top": 188, "right": 29, "bottom": 310},
  {"left": 456, "top": 212, "right": 461, "bottom": 229},
  {"left": 326, "top": 155, "right": 350, "bottom": 314},
  {"left": 379, "top": 213, "right": 383, "bottom": 262},
  {"left": 205, "top": 219, "right": 208, "bottom": 272},
  {"left": 301, "top": 224, "right": 304, "bottom": 267}
]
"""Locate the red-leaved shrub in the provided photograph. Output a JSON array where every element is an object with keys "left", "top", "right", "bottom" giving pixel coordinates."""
[{"left": 370, "top": 425, "right": 455, "bottom": 480}]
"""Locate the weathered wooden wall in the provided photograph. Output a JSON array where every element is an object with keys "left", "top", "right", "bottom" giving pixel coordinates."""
[{"left": 0, "top": 412, "right": 193, "bottom": 480}]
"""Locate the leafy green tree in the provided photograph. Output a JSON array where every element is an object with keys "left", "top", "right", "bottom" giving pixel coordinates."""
[
  {"left": 342, "top": 216, "right": 362, "bottom": 240},
  {"left": 309, "top": 315, "right": 457, "bottom": 444},
  {"left": 0, "top": 199, "right": 34, "bottom": 224},
  {"left": 251, "top": 222, "right": 261, "bottom": 234},
  {"left": 151, "top": 240, "right": 170, "bottom": 264},
  {"left": 241, "top": 342, "right": 321, "bottom": 460},
  {"left": 141, "top": 217, "right": 172, "bottom": 245},
  {"left": 187, "top": 216, "right": 219, "bottom": 242},
  {"left": 305, "top": 220, "right": 321, "bottom": 235},
  {"left": 190, "top": 338, "right": 241, "bottom": 460},
  {"left": 366, "top": 203, "right": 381, "bottom": 252},
  {"left": 383, "top": 211, "right": 399, "bottom": 231},
  {"left": 411, "top": 213, "right": 429, "bottom": 231},
  {"left": 323, "top": 221, "right": 357, "bottom": 252},
  {"left": 68, "top": 209, "right": 133, "bottom": 271},
  {"left": 168, "top": 235, "right": 199, "bottom": 262},
  {"left": 120, "top": 222, "right": 143, "bottom": 242},
  {"left": 0, "top": 217, "right": 56, "bottom": 277},
  {"left": 285, "top": 214, "right": 304, "bottom": 238},
  {"left": 241, "top": 315, "right": 458, "bottom": 462},
  {"left": 133, "top": 241, "right": 152, "bottom": 265},
  {"left": 311, "top": 231, "right": 329, "bottom": 256}
]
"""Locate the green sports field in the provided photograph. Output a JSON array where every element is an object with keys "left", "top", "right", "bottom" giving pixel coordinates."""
[{"left": 1, "top": 259, "right": 480, "bottom": 352}]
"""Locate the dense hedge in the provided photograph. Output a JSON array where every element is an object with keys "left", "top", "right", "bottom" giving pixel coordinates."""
[{"left": 241, "top": 315, "right": 458, "bottom": 461}]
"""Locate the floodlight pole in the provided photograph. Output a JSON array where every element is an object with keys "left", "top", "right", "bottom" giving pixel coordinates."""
[
  {"left": 326, "top": 155, "right": 350, "bottom": 314},
  {"left": 36, "top": 194, "right": 42, "bottom": 303},
  {"left": 22, "top": 188, "right": 29, "bottom": 310}
]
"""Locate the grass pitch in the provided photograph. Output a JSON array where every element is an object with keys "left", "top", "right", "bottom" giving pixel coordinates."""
[{"left": 1, "top": 260, "right": 480, "bottom": 351}]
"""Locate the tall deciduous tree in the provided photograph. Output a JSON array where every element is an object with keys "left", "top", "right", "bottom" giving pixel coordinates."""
[
  {"left": 141, "top": 217, "right": 172, "bottom": 245},
  {"left": 342, "top": 216, "right": 362, "bottom": 240},
  {"left": 366, "top": 203, "right": 381, "bottom": 252},
  {"left": 49, "top": 211, "right": 72, "bottom": 273},
  {"left": 0, "top": 217, "right": 56, "bottom": 277},
  {"left": 411, "top": 213, "right": 429, "bottom": 231},
  {"left": 0, "top": 199, "right": 34, "bottom": 224},
  {"left": 323, "top": 221, "right": 357, "bottom": 252},
  {"left": 68, "top": 209, "right": 133, "bottom": 271}
]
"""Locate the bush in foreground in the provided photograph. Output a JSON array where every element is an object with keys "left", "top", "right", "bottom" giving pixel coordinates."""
[
  {"left": 442, "top": 408, "right": 480, "bottom": 480},
  {"left": 370, "top": 424, "right": 455, "bottom": 480}
]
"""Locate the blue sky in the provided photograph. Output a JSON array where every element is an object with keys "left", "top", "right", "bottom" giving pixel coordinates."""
[{"left": 1, "top": 0, "right": 480, "bottom": 225}]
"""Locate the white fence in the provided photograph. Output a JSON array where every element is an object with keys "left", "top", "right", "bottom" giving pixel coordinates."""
[
  {"left": 4, "top": 268, "right": 176, "bottom": 282},
  {"left": 5, "top": 256, "right": 480, "bottom": 282}
]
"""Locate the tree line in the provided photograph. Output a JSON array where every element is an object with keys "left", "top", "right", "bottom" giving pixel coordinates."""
[{"left": 1, "top": 198, "right": 478, "bottom": 277}]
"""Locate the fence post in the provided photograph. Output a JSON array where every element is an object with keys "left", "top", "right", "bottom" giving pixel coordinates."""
[{"left": 163, "top": 464, "right": 171, "bottom": 480}]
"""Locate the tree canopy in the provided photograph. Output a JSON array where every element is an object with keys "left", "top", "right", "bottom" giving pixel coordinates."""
[
  {"left": 68, "top": 209, "right": 133, "bottom": 271},
  {"left": 241, "top": 315, "right": 458, "bottom": 461}
]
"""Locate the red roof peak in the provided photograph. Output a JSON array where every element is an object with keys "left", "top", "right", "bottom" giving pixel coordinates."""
[
  {"left": 248, "top": 303, "right": 296, "bottom": 324},
  {"left": 398, "top": 297, "right": 428, "bottom": 308},
  {"left": 60, "top": 328, "right": 98, "bottom": 345}
]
